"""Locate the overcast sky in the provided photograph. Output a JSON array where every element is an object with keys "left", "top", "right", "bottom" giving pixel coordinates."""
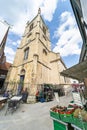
[{"left": 0, "top": 0, "right": 82, "bottom": 68}]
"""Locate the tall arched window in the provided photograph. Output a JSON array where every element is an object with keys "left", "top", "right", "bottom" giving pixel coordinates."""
[
  {"left": 29, "top": 23, "right": 33, "bottom": 31},
  {"left": 20, "top": 69, "right": 25, "bottom": 75},
  {"left": 24, "top": 47, "right": 29, "bottom": 60},
  {"left": 43, "top": 26, "right": 46, "bottom": 35},
  {"left": 43, "top": 49, "right": 47, "bottom": 55}
]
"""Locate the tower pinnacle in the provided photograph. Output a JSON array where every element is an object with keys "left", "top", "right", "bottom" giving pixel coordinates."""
[{"left": 38, "top": 8, "right": 41, "bottom": 15}]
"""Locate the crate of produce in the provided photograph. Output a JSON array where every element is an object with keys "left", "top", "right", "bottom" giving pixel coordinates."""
[
  {"left": 60, "top": 113, "right": 73, "bottom": 123},
  {"left": 53, "top": 119, "right": 68, "bottom": 130},
  {"left": 50, "top": 110, "right": 60, "bottom": 120},
  {"left": 73, "top": 117, "right": 85, "bottom": 129},
  {"left": 84, "top": 121, "right": 87, "bottom": 130},
  {"left": 59, "top": 107, "right": 74, "bottom": 123},
  {"left": 73, "top": 107, "right": 87, "bottom": 129},
  {"left": 50, "top": 105, "right": 64, "bottom": 120}
]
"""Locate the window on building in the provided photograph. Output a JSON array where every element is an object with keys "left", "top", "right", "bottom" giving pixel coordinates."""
[
  {"left": 29, "top": 23, "right": 33, "bottom": 31},
  {"left": 24, "top": 47, "right": 29, "bottom": 60},
  {"left": 43, "top": 49, "right": 47, "bottom": 55},
  {"left": 76, "top": 9, "right": 86, "bottom": 42},
  {"left": 20, "top": 69, "right": 25, "bottom": 75},
  {"left": 43, "top": 26, "right": 46, "bottom": 35}
]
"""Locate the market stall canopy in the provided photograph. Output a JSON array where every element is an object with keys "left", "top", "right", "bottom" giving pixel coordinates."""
[{"left": 61, "top": 60, "right": 87, "bottom": 81}]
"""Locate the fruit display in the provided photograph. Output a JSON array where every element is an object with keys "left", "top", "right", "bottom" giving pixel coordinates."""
[
  {"left": 73, "top": 108, "right": 82, "bottom": 118},
  {"left": 73, "top": 108, "right": 87, "bottom": 122},
  {"left": 50, "top": 87, "right": 87, "bottom": 130},
  {"left": 50, "top": 102, "right": 87, "bottom": 122},
  {"left": 50, "top": 105, "right": 64, "bottom": 113},
  {"left": 51, "top": 105, "right": 74, "bottom": 114}
]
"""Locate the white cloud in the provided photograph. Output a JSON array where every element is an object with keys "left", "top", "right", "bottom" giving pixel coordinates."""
[
  {"left": 0, "top": 0, "right": 58, "bottom": 36},
  {"left": 61, "top": 0, "right": 67, "bottom": 2},
  {"left": 53, "top": 11, "right": 82, "bottom": 56},
  {"left": 41, "top": 0, "right": 58, "bottom": 21},
  {"left": 12, "top": 40, "right": 21, "bottom": 47},
  {"left": 5, "top": 46, "right": 15, "bottom": 63},
  {"left": 4, "top": 38, "right": 21, "bottom": 63},
  {"left": 7, "top": 37, "right": 21, "bottom": 47}
]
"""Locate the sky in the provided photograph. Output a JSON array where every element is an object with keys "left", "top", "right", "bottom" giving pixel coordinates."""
[{"left": 0, "top": 0, "right": 82, "bottom": 68}]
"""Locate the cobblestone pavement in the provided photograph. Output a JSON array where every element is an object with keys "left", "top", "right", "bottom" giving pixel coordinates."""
[{"left": 0, "top": 95, "right": 73, "bottom": 130}]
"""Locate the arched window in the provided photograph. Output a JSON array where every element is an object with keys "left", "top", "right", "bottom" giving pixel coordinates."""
[
  {"left": 20, "top": 69, "right": 25, "bottom": 75},
  {"left": 24, "top": 47, "right": 29, "bottom": 60},
  {"left": 17, "top": 69, "right": 25, "bottom": 95},
  {"left": 43, "top": 26, "right": 46, "bottom": 35},
  {"left": 29, "top": 23, "right": 33, "bottom": 31},
  {"left": 43, "top": 49, "right": 47, "bottom": 55}
]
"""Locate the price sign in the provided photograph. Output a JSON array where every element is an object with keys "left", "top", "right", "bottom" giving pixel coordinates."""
[{"left": 72, "top": 92, "right": 83, "bottom": 106}]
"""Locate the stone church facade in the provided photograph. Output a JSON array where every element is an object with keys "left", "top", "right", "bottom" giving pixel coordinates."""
[{"left": 6, "top": 9, "right": 70, "bottom": 97}]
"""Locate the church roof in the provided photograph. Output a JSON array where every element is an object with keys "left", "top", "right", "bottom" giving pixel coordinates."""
[
  {"left": 0, "top": 62, "right": 12, "bottom": 71},
  {"left": 0, "top": 21, "right": 9, "bottom": 46},
  {"left": 26, "top": 8, "right": 48, "bottom": 30}
]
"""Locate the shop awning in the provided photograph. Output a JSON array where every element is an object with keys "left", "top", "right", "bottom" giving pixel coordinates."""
[{"left": 61, "top": 60, "right": 87, "bottom": 81}]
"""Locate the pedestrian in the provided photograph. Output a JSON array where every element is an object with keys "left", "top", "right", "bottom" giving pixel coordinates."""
[
  {"left": 3, "top": 90, "right": 9, "bottom": 98},
  {"left": 36, "top": 89, "right": 40, "bottom": 101},
  {"left": 81, "top": 86, "right": 85, "bottom": 98},
  {"left": 17, "top": 85, "right": 22, "bottom": 95},
  {"left": 22, "top": 88, "right": 29, "bottom": 103}
]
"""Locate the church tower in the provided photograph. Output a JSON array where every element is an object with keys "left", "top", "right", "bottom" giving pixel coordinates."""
[{"left": 6, "top": 8, "right": 70, "bottom": 100}]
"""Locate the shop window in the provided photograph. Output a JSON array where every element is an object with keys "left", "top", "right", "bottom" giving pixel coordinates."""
[
  {"left": 24, "top": 47, "right": 29, "bottom": 60},
  {"left": 76, "top": 9, "right": 86, "bottom": 42},
  {"left": 29, "top": 23, "right": 33, "bottom": 31}
]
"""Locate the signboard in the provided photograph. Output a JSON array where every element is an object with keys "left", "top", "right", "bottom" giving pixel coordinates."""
[
  {"left": 54, "top": 92, "right": 60, "bottom": 103},
  {"left": 72, "top": 92, "right": 83, "bottom": 106}
]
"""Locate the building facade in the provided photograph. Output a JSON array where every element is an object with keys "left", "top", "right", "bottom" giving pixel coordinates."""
[
  {"left": 6, "top": 9, "right": 70, "bottom": 98},
  {"left": 70, "top": 0, "right": 87, "bottom": 62},
  {"left": 0, "top": 21, "right": 11, "bottom": 92},
  {"left": 61, "top": 0, "right": 87, "bottom": 96}
]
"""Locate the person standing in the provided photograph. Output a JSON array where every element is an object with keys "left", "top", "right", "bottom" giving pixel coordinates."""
[
  {"left": 22, "top": 88, "right": 29, "bottom": 103},
  {"left": 3, "top": 90, "right": 9, "bottom": 98}
]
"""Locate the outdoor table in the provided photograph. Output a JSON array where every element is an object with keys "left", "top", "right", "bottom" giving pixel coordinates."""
[
  {"left": 11, "top": 96, "right": 22, "bottom": 101},
  {"left": 5, "top": 96, "right": 22, "bottom": 115},
  {"left": 10, "top": 96, "right": 22, "bottom": 108},
  {"left": 0, "top": 97, "right": 8, "bottom": 103},
  {"left": 0, "top": 97, "right": 8, "bottom": 109}
]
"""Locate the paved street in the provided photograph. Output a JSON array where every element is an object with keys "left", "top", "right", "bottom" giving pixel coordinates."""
[{"left": 0, "top": 94, "right": 72, "bottom": 130}]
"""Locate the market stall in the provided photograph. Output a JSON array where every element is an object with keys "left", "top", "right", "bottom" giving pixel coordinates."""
[
  {"left": 50, "top": 84, "right": 87, "bottom": 130},
  {"left": 36, "top": 84, "right": 54, "bottom": 102}
]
